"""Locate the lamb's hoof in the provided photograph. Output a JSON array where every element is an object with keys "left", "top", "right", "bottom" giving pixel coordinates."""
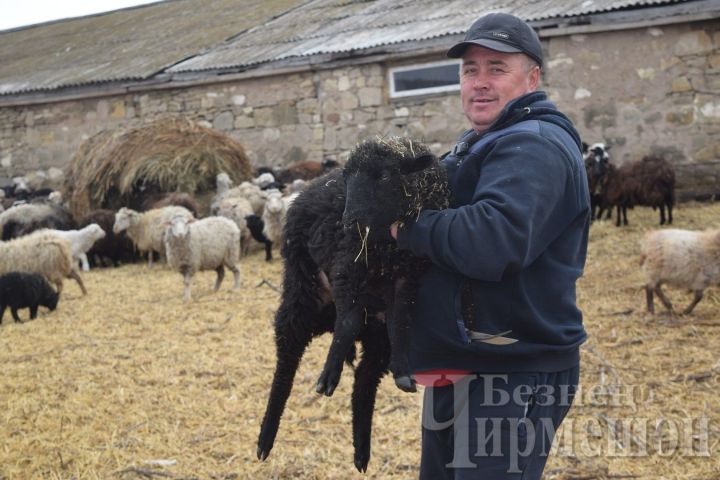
[
  {"left": 394, "top": 375, "right": 416, "bottom": 393},
  {"left": 257, "top": 445, "right": 270, "bottom": 461},
  {"left": 315, "top": 368, "right": 341, "bottom": 397},
  {"left": 354, "top": 450, "right": 370, "bottom": 473}
]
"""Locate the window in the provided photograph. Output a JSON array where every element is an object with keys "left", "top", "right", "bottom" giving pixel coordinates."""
[{"left": 389, "top": 60, "right": 460, "bottom": 98}]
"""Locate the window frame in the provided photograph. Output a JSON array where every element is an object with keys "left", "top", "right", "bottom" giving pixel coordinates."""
[{"left": 388, "top": 59, "right": 461, "bottom": 99}]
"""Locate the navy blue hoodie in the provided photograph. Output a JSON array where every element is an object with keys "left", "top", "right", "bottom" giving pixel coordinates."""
[{"left": 396, "top": 91, "right": 590, "bottom": 373}]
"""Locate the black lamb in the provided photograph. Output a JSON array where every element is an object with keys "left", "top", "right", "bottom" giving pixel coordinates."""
[
  {"left": 0, "top": 272, "right": 59, "bottom": 323},
  {"left": 257, "top": 136, "right": 449, "bottom": 472}
]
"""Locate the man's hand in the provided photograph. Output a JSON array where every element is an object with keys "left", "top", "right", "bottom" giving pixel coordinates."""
[{"left": 390, "top": 222, "right": 398, "bottom": 240}]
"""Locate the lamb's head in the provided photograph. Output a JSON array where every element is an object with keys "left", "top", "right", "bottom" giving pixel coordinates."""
[
  {"left": 86, "top": 223, "right": 106, "bottom": 242},
  {"left": 113, "top": 208, "right": 139, "bottom": 233},
  {"left": 341, "top": 136, "right": 437, "bottom": 238}
]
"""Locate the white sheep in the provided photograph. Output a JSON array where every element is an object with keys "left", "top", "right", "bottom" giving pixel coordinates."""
[
  {"left": 640, "top": 228, "right": 720, "bottom": 314},
  {"left": 252, "top": 172, "right": 277, "bottom": 189},
  {"left": 0, "top": 230, "right": 86, "bottom": 295},
  {"left": 163, "top": 215, "right": 241, "bottom": 301},
  {"left": 261, "top": 190, "right": 298, "bottom": 244},
  {"left": 113, "top": 206, "right": 193, "bottom": 267},
  {"left": 42, "top": 224, "right": 106, "bottom": 272},
  {"left": 215, "top": 195, "right": 254, "bottom": 256}
]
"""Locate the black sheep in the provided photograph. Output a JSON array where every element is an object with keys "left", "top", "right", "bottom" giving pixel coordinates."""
[
  {"left": 244, "top": 214, "right": 273, "bottom": 261},
  {"left": 257, "top": 136, "right": 449, "bottom": 472},
  {"left": 0, "top": 272, "right": 59, "bottom": 323},
  {"left": 79, "top": 209, "right": 138, "bottom": 267}
]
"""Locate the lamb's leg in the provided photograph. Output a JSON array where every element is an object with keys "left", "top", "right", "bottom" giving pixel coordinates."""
[
  {"left": 316, "top": 303, "right": 364, "bottom": 397},
  {"left": 214, "top": 265, "right": 225, "bottom": 292},
  {"left": 30, "top": 304, "right": 38, "bottom": 320},
  {"left": 622, "top": 205, "right": 629, "bottom": 225},
  {"left": 352, "top": 321, "right": 391, "bottom": 472},
  {"left": 79, "top": 253, "right": 90, "bottom": 272},
  {"left": 0, "top": 305, "right": 5, "bottom": 324},
  {"left": 615, "top": 205, "right": 622, "bottom": 227},
  {"left": 667, "top": 201, "right": 673, "bottom": 224},
  {"left": 147, "top": 250, "right": 154, "bottom": 267},
  {"left": 683, "top": 290, "right": 703, "bottom": 315},
  {"left": 316, "top": 268, "right": 365, "bottom": 397},
  {"left": 659, "top": 205, "right": 666, "bottom": 225},
  {"left": 11, "top": 307, "right": 21, "bottom": 322},
  {"left": 385, "top": 277, "right": 417, "bottom": 393},
  {"left": 646, "top": 285, "right": 655, "bottom": 314},
  {"left": 654, "top": 284, "right": 673, "bottom": 312},
  {"left": 257, "top": 302, "right": 322, "bottom": 461},
  {"left": 68, "top": 270, "right": 87, "bottom": 295}
]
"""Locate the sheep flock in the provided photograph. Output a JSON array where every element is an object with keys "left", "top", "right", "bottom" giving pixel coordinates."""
[{"left": 2, "top": 141, "right": 720, "bottom": 479}]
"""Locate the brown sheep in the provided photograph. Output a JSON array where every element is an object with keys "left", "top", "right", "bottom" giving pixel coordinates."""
[
  {"left": 142, "top": 192, "right": 201, "bottom": 218},
  {"left": 595, "top": 155, "right": 675, "bottom": 227}
]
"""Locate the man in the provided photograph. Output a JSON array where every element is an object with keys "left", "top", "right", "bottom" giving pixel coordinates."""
[{"left": 390, "top": 12, "right": 590, "bottom": 479}]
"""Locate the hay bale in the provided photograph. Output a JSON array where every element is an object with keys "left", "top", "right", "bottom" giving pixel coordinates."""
[{"left": 65, "top": 118, "right": 253, "bottom": 218}]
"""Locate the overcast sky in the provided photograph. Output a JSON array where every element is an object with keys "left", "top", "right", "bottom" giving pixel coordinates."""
[{"left": 0, "top": 0, "right": 161, "bottom": 31}]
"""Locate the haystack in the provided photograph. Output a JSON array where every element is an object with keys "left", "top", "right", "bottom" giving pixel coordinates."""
[{"left": 65, "top": 118, "right": 253, "bottom": 217}]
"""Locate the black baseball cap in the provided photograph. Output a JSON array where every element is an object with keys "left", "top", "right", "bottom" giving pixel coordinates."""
[{"left": 447, "top": 12, "right": 543, "bottom": 67}]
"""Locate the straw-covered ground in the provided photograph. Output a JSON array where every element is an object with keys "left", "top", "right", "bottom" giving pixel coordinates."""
[{"left": 1, "top": 203, "right": 719, "bottom": 480}]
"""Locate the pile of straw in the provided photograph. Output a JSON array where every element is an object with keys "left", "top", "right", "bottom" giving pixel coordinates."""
[{"left": 65, "top": 118, "right": 253, "bottom": 217}]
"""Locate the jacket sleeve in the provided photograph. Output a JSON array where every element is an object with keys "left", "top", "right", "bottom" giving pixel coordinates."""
[{"left": 396, "top": 132, "right": 580, "bottom": 281}]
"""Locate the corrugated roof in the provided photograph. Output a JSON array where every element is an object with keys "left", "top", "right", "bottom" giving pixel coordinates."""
[
  {"left": 0, "top": 0, "right": 707, "bottom": 96},
  {"left": 0, "top": 0, "right": 306, "bottom": 95},
  {"left": 166, "top": 0, "right": 691, "bottom": 73}
]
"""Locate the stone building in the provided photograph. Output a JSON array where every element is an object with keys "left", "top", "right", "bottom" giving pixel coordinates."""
[{"left": 0, "top": 0, "right": 718, "bottom": 199}]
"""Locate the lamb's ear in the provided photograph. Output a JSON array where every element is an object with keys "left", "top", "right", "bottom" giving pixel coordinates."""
[
  {"left": 582, "top": 141, "right": 589, "bottom": 153},
  {"left": 400, "top": 154, "right": 435, "bottom": 174}
]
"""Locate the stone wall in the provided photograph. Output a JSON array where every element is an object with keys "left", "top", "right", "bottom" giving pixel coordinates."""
[{"left": 0, "top": 19, "right": 717, "bottom": 198}]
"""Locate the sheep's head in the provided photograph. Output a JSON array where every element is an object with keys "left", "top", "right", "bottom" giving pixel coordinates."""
[
  {"left": 342, "top": 136, "right": 436, "bottom": 240},
  {"left": 165, "top": 215, "right": 193, "bottom": 242},
  {"left": 264, "top": 191, "right": 284, "bottom": 215},
  {"left": 216, "top": 172, "right": 232, "bottom": 192},
  {"left": 583, "top": 142, "right": 610, "bottom": 180},
  {"left": 113, "top": 208, "right": 138, "bottom": 233}
]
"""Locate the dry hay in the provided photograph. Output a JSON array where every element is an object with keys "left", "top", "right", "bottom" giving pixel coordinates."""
[
  {"left": 2, "top": 203, "right": 720, "bottom": 479},
  {"left": 64, "top": 118, "right": 253, "bottom": 218}
]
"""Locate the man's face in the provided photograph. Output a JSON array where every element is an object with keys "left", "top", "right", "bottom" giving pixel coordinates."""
[{"left": 460, "top": 45, "right": 539, "bottom": 133}]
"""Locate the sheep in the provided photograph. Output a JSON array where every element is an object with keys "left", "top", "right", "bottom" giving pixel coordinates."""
[
  {"left": 79, "top": 209, "right": 137, "bottom": 268},
  {"left": 0, "top": 272, "right": 59, "bottom": 323},
  {"left": 583, "top": 142, "right": 612, "bottom": 221},
  {"left": 272, "top": 159, "right": 340, "bottom": 184},
  {"left": 640, "top": 228, "right": 720, "bottom": 315},
  {"left": 261, "top": 190, "right": 298, "bottom": 246},
  {"left": 257, "top": 136, "right": 448, "bottom": 472},
  {"left": 0, "top": 201, "right": 77, "bottom": 240},
  {"left": 141, "top": 192, "right": 201, "bottom": 218},
  {"left": 589, "top": 144, "right": 675, "bottom": 227},
  {"left": 214, "top": 195, "right": 254, "bottom": 256},
  {"left": 211, "top": 173, "right": 267, "bottom": 216},
  {"left": 0, "top": 230, "right": 86, "bottom": 296},
  {"left": 163, "top": 215, "right": 241, "bottom": 301},
  {"left": 113, "top": 206, "right": 194, "bottom": 267},
  {"left": 43, "top": 224, "right": 107, "bottom": 272}
]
